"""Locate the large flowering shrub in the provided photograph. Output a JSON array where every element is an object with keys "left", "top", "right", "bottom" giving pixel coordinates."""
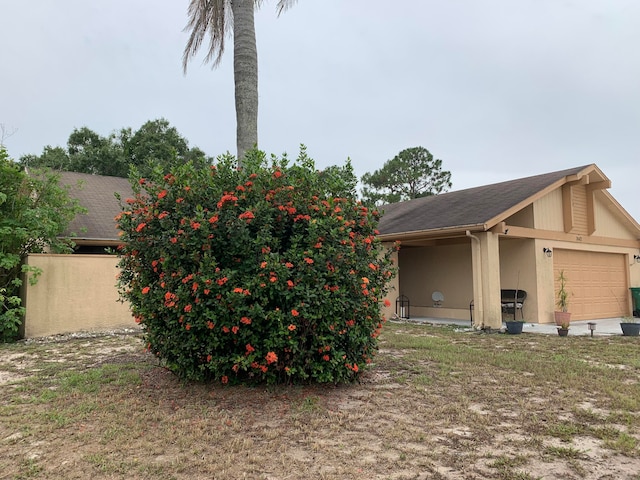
[{"left": 116, "top": 150, "right": 396, "bottom": 383}]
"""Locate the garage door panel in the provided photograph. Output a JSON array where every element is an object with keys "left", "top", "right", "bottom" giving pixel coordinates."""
[{"left": 554, "top": 250, "right": 627, "bottom": 320}]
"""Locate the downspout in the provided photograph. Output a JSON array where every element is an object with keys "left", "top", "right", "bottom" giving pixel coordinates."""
[{"left": 466, "top": 230, "right": 483, "bottom": 329}]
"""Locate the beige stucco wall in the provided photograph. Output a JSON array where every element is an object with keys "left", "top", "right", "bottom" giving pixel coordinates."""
[
  {"left": 398, "top": 243, "right": 473, "bottom": 320},
  {"left": 498, "top": 238, "right": 539, "bottom": 322},
  {"left": 381, "top": 243, "right": 399, "bottom": 321},
  {"left": 21, "top": 254, "right": 134, "bottom": 338}
]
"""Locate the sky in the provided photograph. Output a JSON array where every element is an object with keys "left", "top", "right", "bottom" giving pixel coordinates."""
[{"left": 2, "top": 0, "right": 639, "bottom": 222}]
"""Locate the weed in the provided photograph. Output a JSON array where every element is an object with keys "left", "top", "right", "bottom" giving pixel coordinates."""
[
  {"left": 604, "top": 432, "right": 638, "bottom": 455},
  {"left": 544, "top": 445, "right": 588, "bottom": 459}
]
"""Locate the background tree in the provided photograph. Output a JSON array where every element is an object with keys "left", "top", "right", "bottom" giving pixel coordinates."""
[
  {"left": 0, "top": 146, "right": 84, "bottom": 341},
  {"left": 19, "top": 118, "right": 210, "bottom": 178},
  {"left": 360, "top": 146, "right": 452, "bottom": 205},
  {"left": 182, "top": 0, "right": 297, "bottom": 162}
]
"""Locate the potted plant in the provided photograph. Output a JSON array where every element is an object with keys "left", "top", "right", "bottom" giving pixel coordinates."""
[
  {"left": 620, "top": 317, "right": 640, "bottom": 337},
  {"left": 554, "top": 270, "right": 571, "bottom": 326},
  {"left": 504, "top": 288, "right": 524, "bottom": 334},
  {"left": 557, "top": 322, "right": 570, "bottom": 337}
]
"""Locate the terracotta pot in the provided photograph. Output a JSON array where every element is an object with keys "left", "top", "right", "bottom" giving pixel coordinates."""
[{"left": 554, "top": 311, "right": 572, "bottom": 326}]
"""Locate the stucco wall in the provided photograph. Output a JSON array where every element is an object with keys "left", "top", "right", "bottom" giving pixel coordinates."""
[
  {"left": 499, "top": 238, "right": 539, "bottom": 322},
  {"left": 398, "top": 243, "right": 473, "bottom": 319},
  {"left": 21, "top": 254, "right": 134, "bottom": 338},
  {"left": 381, "top": 243, "right": 399, "bottom": 321}
]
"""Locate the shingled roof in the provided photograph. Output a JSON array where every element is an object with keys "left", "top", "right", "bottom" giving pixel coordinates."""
[
  {"left": 378, "top": 165, "right": 591, "bottom": 236},
  {"left": 57, "top": 171, "right": 134, "bottom": 243}
]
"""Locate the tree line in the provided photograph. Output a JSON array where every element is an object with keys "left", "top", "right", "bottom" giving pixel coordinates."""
[
  {"left": 19, "top": 118, "right": 212, "bottom": 179},
  {"left": 19, "top": 120, "right": 451, "bottom": 205}
]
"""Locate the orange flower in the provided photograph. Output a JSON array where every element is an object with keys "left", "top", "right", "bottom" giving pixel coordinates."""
[
  {"left": 260, "top": 261, "right": 267, "bottom": 269},
  {"left": 240, "top": 316, "right": 252, "bottom": 325},
  {"left": 265, "top": 351, "right": 278, "bottom": 364},
  {"left": 239, "top": 210, "right": 255, "bottom": 221},
  {"left": 384, "top": 299, "right": 391, "bottom": 307},
  {"left": 232, "top": 325, "right": 239, "bottom": 334},
  {"left": 369, "top": 262, "right": 378, "bottom": 271},
  {"left": 158, "top": 189, "right": 167, "bottom": 199},
  {"left": 191, "top": 221, "right": 201, "bottom": 230},
  {"left": 322, "top": 354, "right": 330, "bottom": 361},
  {"left": 285, "top": 262, "right": 294, "bottom": 268},
  {"left": 361, "top": 277, "right": 369, "bottom": 285},
  {"left": 288, "top": 324, "right": 296, "bottom": 331},
  {"left": 217, "top": 277, "right": 228, "bottom": 286},
  {"left": 207, "top": 321, "right": 214, "bottom": 329},
  {"left": 246, "top": 344, "right": 255, "bottom": 353},
  {"left": 209, "top": 215, "right": 219, "bottom": 224},
  {"left": 233, "top": 287, "right": 243, "bottom": 294},
  {"left": 304, "top": 257, "right": 314, "bottom": 264},
  {"left": 287, "top": 280, "right": 294, "bottom": 288},
  {"left": 184, "top": 304, "right": 192, "bottom": 313},
  {"left": 273, "top": 170, "right": 283, "bottom": 179},
  {"left": 270, "top": 276, "right": 277, "bottom": 283},
  {"left": 141, "top": 286, "right": 150, "bottom": 294},
  {"left": 291, "top": 309, "right": 299, "bottom": 317},
  {"left": 222, "top": 326, "right": 230, "bottom": 333},
  {"left": 136, "top": 222, "right": 146, "bottom": 232},
  {"left": 221, "top": 376, "right": 228, "bottom": 384},
  {"left": 207, "top": 354, "right": 212, "bottom": 362}
]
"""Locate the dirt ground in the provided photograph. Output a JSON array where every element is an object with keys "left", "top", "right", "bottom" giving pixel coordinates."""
[{"left": 1, "top": 324, "right": 639, "bottom": 479}]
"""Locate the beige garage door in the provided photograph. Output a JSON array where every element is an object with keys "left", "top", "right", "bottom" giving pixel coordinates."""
[{"left": 554, "top": 250, "right": 628, "bottom": 320}]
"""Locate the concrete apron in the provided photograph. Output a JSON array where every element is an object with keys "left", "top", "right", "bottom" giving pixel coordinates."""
[{"left": 398, "top": 317, "right": 635, "bottom": 336}]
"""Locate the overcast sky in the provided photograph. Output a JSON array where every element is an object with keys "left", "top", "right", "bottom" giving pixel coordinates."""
[{"left": 2, "top": 1, "right": 639, "bottom": 221}]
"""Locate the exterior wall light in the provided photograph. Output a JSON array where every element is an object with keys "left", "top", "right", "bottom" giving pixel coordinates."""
[
  {"left": 543, "top": 247, "right": 553, "bottom": 258},
  {"left": 635, "top": 254, "right": 640, "bottom": 263}
]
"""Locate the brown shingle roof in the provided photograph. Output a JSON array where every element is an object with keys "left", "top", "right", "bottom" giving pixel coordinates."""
[
  {"left": 57, "top": 171, "right": 134, "bottom": 242},
  {"left": 378, "top": 165, "right": 590, "bottom": 236}
]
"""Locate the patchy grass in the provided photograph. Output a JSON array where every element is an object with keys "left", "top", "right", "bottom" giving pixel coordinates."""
[{"left": 1, "top": 323, "right": 639, "bottom": 479}]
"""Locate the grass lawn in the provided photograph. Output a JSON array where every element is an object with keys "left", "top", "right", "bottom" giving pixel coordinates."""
[{"left": 1, "top": 322, "right": 639, "bottom": 480}]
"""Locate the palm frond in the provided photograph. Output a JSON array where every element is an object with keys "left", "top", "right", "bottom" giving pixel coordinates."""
[
  {"left": 276, "top": 0, "right": 298, "bottom": 16},
  {"left": 182, "top": 0, "right": 231, "bottom": 72}
]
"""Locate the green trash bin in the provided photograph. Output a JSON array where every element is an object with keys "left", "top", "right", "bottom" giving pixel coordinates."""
[{"left": 631, "top": 288, "right": 640, "bottom": 318}]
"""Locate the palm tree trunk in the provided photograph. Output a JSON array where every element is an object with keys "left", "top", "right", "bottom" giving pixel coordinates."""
[{"left": 231, "top": 0, "right": 258, "bottom": 164}]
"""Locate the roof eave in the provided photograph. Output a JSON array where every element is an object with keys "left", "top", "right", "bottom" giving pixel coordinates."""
[{"left": 378, "top": 223, "right": 487, "bottom": 242}]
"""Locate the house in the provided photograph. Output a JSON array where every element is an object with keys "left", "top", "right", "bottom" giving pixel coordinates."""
[
  {"left": 57, "top": 171, "right": 135, "bottom": 253},
  {"left": 378, "top": 164, "right": 640, "bottom": 329},
  {"left": 20, "top": 165, "right": 640, "bottom": 337},
  {"left": 20, "top": 172, "right": 134, "bottom": 338}
]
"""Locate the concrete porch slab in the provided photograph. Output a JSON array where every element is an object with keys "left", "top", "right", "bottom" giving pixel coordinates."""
[{"left": 393, "top": 316, "right": 636, "bottom": 336}]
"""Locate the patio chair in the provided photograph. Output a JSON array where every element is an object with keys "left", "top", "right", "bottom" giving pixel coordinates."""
[{"left": 501, "top": 289, "right": 527, "bottom": 320}]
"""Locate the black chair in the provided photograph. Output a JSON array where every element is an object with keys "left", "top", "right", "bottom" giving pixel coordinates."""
[{"left": 501, "top": 289, "right": 527, "bottom": 320}]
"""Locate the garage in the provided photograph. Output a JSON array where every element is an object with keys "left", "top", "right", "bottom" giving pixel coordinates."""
[{"left": 553, "top": 249, "right": 628, "bottom": 320}]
